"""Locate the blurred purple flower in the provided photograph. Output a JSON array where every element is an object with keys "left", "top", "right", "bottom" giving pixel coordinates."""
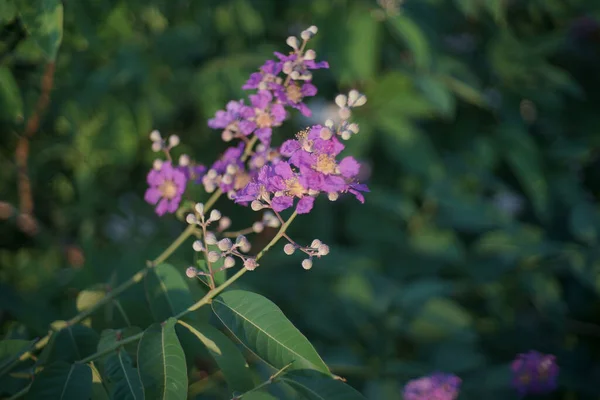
[
  {"left": 144, "top": 161, "right": 187, "bottom": 216},
  {"left": 239, "top": 90, "right": 287, "bottom": 145},
  {"left": 511, "top": 351, "right": 559, "bottom": 396},
  {"left": 208, "top": 100, "right": 254, "bottom": 140},
  {"left": 242, "top": 60, "right": 283, "bottom": 91},
  {"left": 402, "top": 373, "right": 461, "bottom": 400}
]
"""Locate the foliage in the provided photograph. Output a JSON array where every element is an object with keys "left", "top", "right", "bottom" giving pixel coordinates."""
[{"left": 2, "top": 0, "right": 600, "bottom": 399}]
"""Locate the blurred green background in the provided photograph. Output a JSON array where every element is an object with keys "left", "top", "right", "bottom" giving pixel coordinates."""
[{"left": 2, "top": 0, "right": 600, "bottom": 398}]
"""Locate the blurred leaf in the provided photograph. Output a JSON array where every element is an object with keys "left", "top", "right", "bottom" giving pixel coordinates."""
[
  {"left": 416, "top": 76, "right": 455, "bottom": 117},
  {"left": 386, "top": 14, "right": 432, "bottom": 70},
  {"left": 408, "top": 297, "right": 473, "bottom": 342},
  {"left": 0, "top": 67, "right": 23, "bottom": 122},
  {"left": 97, "top": 327, "right": 142, "bottom": 365},
  {"left": 90, "top": 362, "right": 109, "bottom": 400},
  {"left": 569, "top": 202, "right": 599, "bottom": 245},
  {"left": 0, "top": 339, "right": 30, "bottom": 368},
  {"left": 26, "top": 362, "right": 91, "bottom": 400},
  {"left": 41, "top": 325, "right": 99, "bottom": 364},
  {"left": 242, "top": 392, "right": 278, "bottom": 400},
  {"left": 16, "top": 0, "right": 64, "bottom": 60},
  {"left": 279, "top": 369, "right": 366, "bottom": 400},
  {"left": 105, "top": 350, "right": 144, "bottom": 400},
  {"left": 340, "top": 3, "right": 380, "bottom": 82},
  {"left": 145, "top": 263, "right": 194, "bottom": 322},
  {"left": 0, "top": 0, "right": 18, "bottom": 23},
  {"left": 176, "top": 319, "right": 254, "bottom": 393},
  {"left": 212, "top": 290, "right": 331, "bottom": 375},
  {"left": 137, "top": 318, "right": 187, "bottom": 400}
]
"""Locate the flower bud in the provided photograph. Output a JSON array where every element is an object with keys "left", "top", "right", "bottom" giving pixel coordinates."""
[
  {"left": 151, "top": 141, "right": 162, "bottom": 152},
  {"left": 192, "top": 240, "right": 204, "bottom": 252},
  {"left": 318, "top": 244, "right": 330, "bottom": 256},
  {"left": 240, "top": 241, "right": 251, "bottom": 253},
  {"left": 244, "top": 258, "right": 258, "bottom": 271},
  {"left": 153, "top": 159, "right": 163, "bottom": 170},
  {"left": 301, "top": 30, "right": 311, "bottom": 41},
  {"left": 301, "top": 259, "right": 313, "bottom": 270},
  {"left": 186, "top": 214, "right": 197, "bottom": 224},
  {"left": 185, "top": 266, "right": 197, "bottom": 278},
  {"left": 207, "top": 251, "right": 220, "bottom": 263},
  {"left": 319, "top": 127, "right": 333, "bottom": 140},
  {"left": 178, "top": 154, "right": 190, "bottom": 166},
  {"left": 195, "top": 203, "right": 205, "bottom": 215},
  {"left": 222, "top": 130, "right": 234, "bottom": 142},
  {"left": 217, "top": 238, "right": 232, "bottom": 251},
  {"left": 150, "top": 130, "right": 162, "bottom": 142},
  {"left": 224, "top": 256, "right": 235, "bottom": 269},
  {"left": 335, "top": 94, "right": 347, "bottom": 108},
  {"left": 168, "top": 134, "right": 180, "bottom": 147},
  {"left": 338, "top": 107, "right": 351, "bottom": 120},
  {"left": 304, "top": 49, "right": 316, "bottom": 60},
  {"left": 348, "top": 89, "right": 360, "bottom": 105},
  {"left": 252, "top": 221, "right": 264, "bottom": 233},
  {"left": 341, "top": 130, "right": 352, "bottom": 140},
  {"left": 209, "top": 209, "right": 222, "bottom": 222},
  {"left": 348, "top": 123, "right": 359, "bottom": 133},
  {"left": 218, "top": 216, "right": 232, "bottom": 231},
  {"left": 262, "top": 211, "right": 280, "bottom": 228},
  {"left": 251, "top": 200, "right": 265, "bottom": 211},
  {"left": 325, "top": 119, "right": 335, "bottom": 128},
  {"left": 353, "top": 94, "right": 367, "bottom": 107},
  {"left": 290, "top": 71, "right": 301, "bottom": 80},
  {"left": 205, "top": 232, "right": 217, "bottom": 245},
  {"left": 284, "top": 243, "right": 295, "bottom": 255},
  {"left": 286, "top": 36, "right": 299, "bottom": 50},
  {"left": 308, "top": 25, "right": 318, "bottom": 35},
  {"left": 282, "top": 61, "right": 293, "bottom": 75},
  {"left": 328, "top": 192, "right": 339, "bottom": 201},
  {"left": 311, "top": 239, "right": 322, "bottom": 249}
]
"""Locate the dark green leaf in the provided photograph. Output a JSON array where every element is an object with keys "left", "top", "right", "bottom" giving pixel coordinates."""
[
  {"left": 26, "top": 362, "right": 92, "bottom": 400},
  {"left": 137, "top": 318, "right": 187, "bottom": 400},
  {"left": 42, "top": 325, "right": 99, "bottom": 364},
  {"left": 15, "top": 0, "right": 64, "bottom": 60},
  {"left": 0, "top": 339, "right": 30, "bottom": 368},
  {"left": 90, "top": 362, "right": 109, "bottom": 400},
  {"left": 212, "top": 290, "right": 331, "bottom": 375},
  {"left": 386, "top": 14, "right": 432, "bottom": 70},
  {"left": 105, "top": 350, "right": 144, "bottom": 400},
  {"left": 279, "top": 370, "right": 366, "bottom": 400},
  {"left": 145, "top": 263, "right": 194, "bottom": 322}
]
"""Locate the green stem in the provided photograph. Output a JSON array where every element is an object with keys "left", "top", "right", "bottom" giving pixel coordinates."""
[
  {"left": 77, "top": 333, "right": 143, "bottom": 365},
  {"left": 236, "top": 362, "right": 294, "bottom": 399}
]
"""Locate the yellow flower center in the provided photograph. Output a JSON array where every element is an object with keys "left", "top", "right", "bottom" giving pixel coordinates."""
[
  {"left": 286, "top": 83, "right": 303, "bottom": 103},
  {"left": 159, "top": 180, "right": 178, "bottom": 199},
  {"left": 234, "top": 172, "right": 251, "bottom": 190},
  {"left": 255, "top": 111, "right": 273, "bottom": 128},
  {"left": 285, "top": 177, "right": 305, "bottom": 197},
  {"left": 314, "top": 154, "right": 337, "bottom": 175}
]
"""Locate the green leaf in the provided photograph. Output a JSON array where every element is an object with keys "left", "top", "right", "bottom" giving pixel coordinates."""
[
  {"left": 387, "top": 14, "right": 432, "bottom": 70},
  {"left": 26, "top": 362, "right": 92, "bottom": 400},
  {"left": 408, "top": 298, "right": 473, "bottom": 342},
  {"left": 42, "top": 325, "right": 100, "bottom": 364},
  {"left": 16, "top": 0, "right": 64, "bottom": 61},
  {"left": 97, "top": 327, "right": 142, "bottom": 362},
  {"left": 0, "top": 67, "right": 23, "bottom": 123},
  {"left": 569, "top": 202, "right": 599, "bottom": 245},
  {"left": 145, "top": 263, "right": 194, "bottom": 322},
  {"left": 242, "top": 392, "right": 279, "bottom": 400},
  {"left": 279, "top": 370, "right": 366, "bottom": 400},
  {"left": 341, "top": 3, "right": 380, "bottom": 82},
  {"left": 137, "top": 318, "right": 187, "bottom": 400},
  {"left": 416, "top": 76, "right": 455, "bottom": 117},
  {"left": 0, "top": 339, "right": 30, "bottom": 367},
  {"left": 176, "top": 320, "right": 254, "bottom": 393},
  {"left": 90, "top": 362, "right": 109, "bottom": 400},
  {"left": 0, "top": 0, "right": 18, "bottom": 23},
  {"left": 76, "top": 287, "right": 107, "bottom": 313},
  {"left": 105, "top": 350, "right": 144, "bottom": 400},
  {"left": 212, "top": 290, "right": 331, "bottom": 375}
]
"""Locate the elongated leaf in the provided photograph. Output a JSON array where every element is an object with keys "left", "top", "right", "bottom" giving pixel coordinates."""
[
  {"left": 137, "top": 318, "right": 187, "bottom": 400},
  {"left": 279, "top": 370, "right": 366, "bottom": 400},
  {"left": 176, "top": 320, "right": 254, "bottom": 393},
  {"left": 387, "top": 14, "right": 432, "bottom": 70},
  {"left": 105, "top": 350, "right": 144, "bottom": 400},
  {"left": 97, "top": 327, "right": 142, "bottom": 362},
  {"left": 0, "top": 339, "right": 30, "bottom": 367},
  {"left": 26, "top": 362, "right": 92, "bottom": 400},
  {"left": 242, "top": 392, "right": 278, "bottom": 400},
  {"left": 42, "top": 325, "right": 99, "bottom": 364},
  {"left": 15, "top": 0, "right": 64, "bottom": 60},
  {"left": 145, "top": 263, "right": 194, "bottom": 322},
  {"left": 0, "top": 67, "right": 23, "bottom": 122},
  {"left": 212, "top": 290, "right": 331, "bottom": 375},
  {"left": 90, "top": 362, "right": 109, "bottom": 400}
]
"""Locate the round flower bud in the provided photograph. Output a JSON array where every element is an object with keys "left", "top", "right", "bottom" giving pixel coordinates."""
[
  {"left": 284, "top": 243, "right": 296, "bottom": 255},
  {"left": 290, "top": 71, "right": 301, "bottom": 80},
  {"left": 335, "top": 94, "right": 347, "bottom": 108},
  {"left": 251, "top": 200, "right": 264, "bottom": 211},
  {"left": 192, "top": 240, "right": 204, "bottom": 252},
  {"left": 207, "top": 251, "right": 220, "bottom": 263},
  {"left": 353, "top": 94, "right": 367, "bottom": 107},
  {"left": 185, "top": 266, "right": 198, "bottom": 278},
  {"left": 252, "top": 221, "right": 264, "bottom": 233},
  {"left": 328, "top": 192, "right": 339, "bottom": 201},
  {"left": 205, "top": 232, "right": 217, "bottom": 245},
  {"left": 218, "top": 216, "right": 232, "bottom": 231},
  {"left": 150, "top": 130, "right": 162, "bottom": 142},
  {"left": 300, "top": 30, "right": 311, "bottom": 41},
  {"left": 348, "top": 123, "right": 359, "bottom": 133},
  {"left": 310, "top": 239, "right": 322, "bottom": 249},
  {"left": 286, "top": 36, "right": 299, "bottom": 50},
  {"left": 168, "top": 134, "right": 180, "bottom": 147},
  {"left": 178, "top": 154, "right": 190, "bottom": 166},
  {"left": 153, "top": 159, "right": 163, "bottom": 170},
  {"left": 318, "top": 244, "right": 330, "bottom": 256},
  {"left": 341, "top": 130, "right": 352, "bottom": 141},
  {"left": 304, "top": 49, "right": 316, "bottom": 60},
  {"left": 319, "top": 127, "right": 333, "bottom": 140},
  {"left": 224, "top": 256, "right": 235, "bottom": 269},
  {"left": 217, "top": 238, "right": 232, "bottom": 251},
  {"left": 186, "top": 214, "right": 197, "bottom": 225},
  {"left": 244, "top": 258, "right": 258, "bottom": 271},
  {"left": 240, "top": 241, "right": 251, "bottom": 253},
  {"left": 222, "top": 174, "right": 233, "bottom": 185},
  {"left": 325, "top": 119, "right": 334, "bottom": 128},
  {"left": 282, "top": 61, "right": 293, "bottom": 75},
  {"left": 348, "top": 90, "right": 360, "bottom": 105},
  {"left": 226, "top": 164, "right": 237, "bottom": 175},
  {"left": 308, "top": 25, "right": 318, "bottom": 35},
  {"left": 235, "top": 235, "right": 248, "bottom": 247},
  {"left": 301, "top": 259, "right": 313, "bottom": 270},
  {"left": 262, "top": 211, "right": 280, "bottom": 228},
  {"left": 209, "top": 209, "right": 222, "bottom": 222},
  {"left": 338, "top": 107, "right": 351, "bottom": 120},
  {"left": 151, "top": 141, "right": 162, "bottom": 152},
  {"left": 222, "top": 130, "right": 234, "bottom": 142},
  {"left": 195, "top": 203, "right": 205, "bottom": 215}
]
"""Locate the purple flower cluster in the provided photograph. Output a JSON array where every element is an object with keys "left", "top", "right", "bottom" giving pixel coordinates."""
[
  {"left": 402, "top": 373, "right": 461, "bottom": 400},
  {"left": 511, "top": 350, "right": 559, "bottom": 396},
  {"left": 234, "top": 125, "right": 368, "bottom": 214},
  {"left": 144, "top": 161, "right": 187, "bottom": 216}
]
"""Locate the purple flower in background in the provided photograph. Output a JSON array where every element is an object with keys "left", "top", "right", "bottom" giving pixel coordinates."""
[
  {"left": 273, "top": 81, "right": 318, "bottom": 117},
  {"left": 202, "top": 143, "right": 251, "bottom": 195},
  {"left": 144, "top": 161, "right": 187, "bottom": 216},
  {"left": 402, "top": 373, "right": 461, "bottom": 400},
  {"left": 208, "top": 100, "right": 254, "bottom": 140},
  {"left": 239, "top": 90, "right": 287, "bottom": 145},
  {"left": 511, "top": 351, "right": 559, "bottom": 396},
  {"left": 242, "top": 60, "right": 283, "bottom": 91},
  {"left": 179, "top": 163, "right": 206, "bottom": 184}
]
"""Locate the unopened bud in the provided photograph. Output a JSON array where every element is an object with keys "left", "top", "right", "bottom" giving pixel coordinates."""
[
  {"left": 339, "top": 107, "right": 351, "bottom": 120},
  {"left": 262, "top": 211, "right": 280, "bottom": 228},
  {"left": 153, "top": 159, "right": 163, "bottom": 170},
  {"left": 240, "top": 241, "right": 251, "bottom": 253},
  {"left": 304, "top": 49, "right": 316, "bottom": 60},
  {"left": 328, "top": 192, "right": 339, "bottom": 201},
  {"left": 311, "top": 239, "right": 322, "bottom": 248},
  {"left": 186, "top": 214, "right": 197, "bottom": 224},
  {"left": 348, "top": 123, "right": 359, "bottom": 133},
  {"left": 290, "top": 71, "right": 300, "bottom": 80},
  {"left": 341, "top": 130, "right": 352, "bottom": 140},
  {"left": 219, "top": 216, "right": 232, "bottom": 231},
  {"left": 286, "top": 36, "right": 299, "bottom": 50},
  {"left": 308, "top": 25, "right": 318, "bottom": 35},
  {"left": 205, "top": 232, "right": 217, "bottom": 245},
  {"left": 224, "top": 256, "right": 235, "bottom": 269},
  {"left": 192, "top": 240, "right": 204, "bottom": 252},
  {"left": 301, "top": 30, "right": 311, "bottom": 41},
  {"left": 252, "top": 221, "right": 264, "bottom": 233},
  {"left": 318, "top": 244, "right": 330, "bottom": 256},
  {"left": 168, "top": 135, "right": 180, "bottom": 147},
  {"left": 195, "top": 203, "right": 205, "bottom": 215},
  {"left": 207, "top": 251, "right": 220, "bottom": 263},
  {"left": 185, "top": 267, "right": 197, "bottom": 278},
  {"left": 251, "top": 200, "right": 265, "bottom": 211},
  {"left": 348, "top": 90, "right": 360, "bottom": 105},
  {"left": 335, "top": 94, "right": 347, "bottom": 108},
  {"left": 222, "top": 130, "right": 234, "bottom": 142},
  {"left": 284, "top": 243, "right": 295, "bottom": 255},
  {"left": 151, "top": 142, "right": 162, "bottom": 152},
  {"left": 353, "top": 94, "right": 367, "bottom": 107},
  {"left": 150, "top": 130, "right": 162, "bottom": 142},
  {"left": 217, "top": 238, "right": 232, "bottom": 251},
  {"left": 179, "top": 154, "right": 190, "bottom": 166},
  {"left": 209, "top": 209, "right": 221, "bottom": 222},
  {"left": 301, "top": 259, "right": 313, "bottom": 270},
  {"left": 320, "top": 127, "right": 333, "bottom": 140},
  {"left": 244, "top": 258, "right": 258, "bottom": 271},
  {"left": 325, "top": 119, "right": 334, "bottom": 128}
]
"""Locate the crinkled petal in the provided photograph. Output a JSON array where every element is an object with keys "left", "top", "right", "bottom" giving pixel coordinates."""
[
  {"left": 338, "top": 156, "right": 361, "bottom": 178},
  {"left": 155, "top": 198, "right": 170, "bottom": 216},
  {"left": 239, "top": 120, "right": 256, "bottom": 136},
  {"left": 280, "top": 140, "right": 300, "bottom": 157},
  {"left": 296, "top": 196, "right": 315, "bottom": 214},
  {"left": 271, "top": 196, "right": 293, "bottom": 212},
  {"left": 144, "top": 188, "right": 161, "bottom": 204},
  {"left": 274, "top": 162, "right": 294, "bottom": 179}
]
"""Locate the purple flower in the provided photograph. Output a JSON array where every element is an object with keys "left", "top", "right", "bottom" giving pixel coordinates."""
[
  {"left": 273, "top": 81, "right": 318, "bottom": 117},
  {"left": 402, "top": 373, "right": 461, "bottom": 400},
  {"left": 511, "top": 351, "right": 559, "bottom": 396},
  {"left": 179, "top": 164, "right": 206, "bottom": 184},
  {"left": 203, "top": 143, "right": 251, "bottom": 195},
  {"left": 208, "top": 100, "right": 255, "bottom": 139},
  {"left": 144, "top": 161, "right": 187, "bottom": 216},
  {"left": 242, "top": 60, "right": 283, "bottom": 91},
  {"left": 239, "top": 90, "right": 287, "bottom": 145}
]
